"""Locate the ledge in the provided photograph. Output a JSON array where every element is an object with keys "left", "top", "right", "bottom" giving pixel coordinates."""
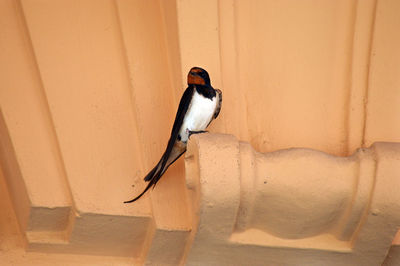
[
  {"left": 1, "top": 133, "right": 400, "bottom": 265},
  {"left": 183, "top": 133, "right": 400, "bottom": 265}
]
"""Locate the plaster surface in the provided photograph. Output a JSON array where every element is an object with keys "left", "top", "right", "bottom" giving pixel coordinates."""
[
  {"left": 183, "top": 134, "right": 400, "bottom": 265},
  {"left": 1, "top": 0, "right": 400, "bottom": 264}
]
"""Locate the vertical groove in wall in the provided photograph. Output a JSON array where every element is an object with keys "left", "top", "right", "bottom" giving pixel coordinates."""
[
  {"left": 216, "top": 0, "right": 227, "bottom": 134},
  {"left": 173, "top": 0, "right": 186, "bottom": 93},
  {"left": 218, "top": 0, "right": 249, "bottom": 141},
  {"left": 236, "top": 3, "right": 251, "bottom": 143},
  {"left": 217, "top": 0, "right": 230, "bottom": 132},
  {"left": 347, "top": 0, "right": 378, "bottom": 154},
  {"left": 15, "top": 0, "right": 75, "bottom": 219},
  {"left": 157, "top": 0, "right": 181, "bottom": 109},
  {"left": 343, "top": 0, "right": 358, "bottom": 156},
  {"left": 0, "top": 108, "right": 31, "bottom": 237},
  {"left": 361, "top": 0, "right": 378, "bottom": 148},
  {"left": 112, "top": 0, "right": 146, "bottom": 174}
]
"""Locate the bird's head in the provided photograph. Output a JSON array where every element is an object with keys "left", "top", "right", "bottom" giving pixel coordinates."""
[{"left": 187, "top": 67, "right": 211, "bottom": 86}]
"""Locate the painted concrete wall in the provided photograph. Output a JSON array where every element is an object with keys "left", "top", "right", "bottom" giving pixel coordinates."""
[{"left": 0, "top": 0, "right": 399, "bottom": 264}]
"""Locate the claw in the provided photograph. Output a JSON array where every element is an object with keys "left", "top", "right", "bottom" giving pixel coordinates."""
[{"left": 188, "top": 130, "right": 208, "bottom": 139}]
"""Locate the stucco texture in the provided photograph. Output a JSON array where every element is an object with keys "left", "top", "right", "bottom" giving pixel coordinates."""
[{"left": 1, "top": 0, "right": 400, "bottom": 265}]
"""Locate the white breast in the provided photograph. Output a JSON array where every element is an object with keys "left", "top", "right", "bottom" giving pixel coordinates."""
[{"left": 179, "top": 90, "right": 217, "bottom": 142}]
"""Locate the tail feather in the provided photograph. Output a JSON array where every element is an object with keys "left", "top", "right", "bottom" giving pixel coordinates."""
[
  {"left": 143, "top": 161, "right": 160, "bottom": 181},
  {"left": 124, "top": 142, "right": 186, "bottom": 204},
  {"left": 123, "top": 177, "right": 157, "bottom": 203},
  {"left": 124, "top": 156, "right": 165, "bottom": 203}
]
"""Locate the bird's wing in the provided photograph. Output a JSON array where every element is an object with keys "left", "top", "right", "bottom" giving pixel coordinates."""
[
  {"left": 143, "top": 86, "right": 194, "bottom": 182},
  {"left": 124, "top": 87, "right": 194, "bottom": 203},
  {"left": 213, "top": 89, "right": 222, "bottom": 119},
  {"left": 157, "top": 86, "right": 194, "bottom": 178},
  {"left": 144, "top": 86, "right": 194, "bottom": 182}
]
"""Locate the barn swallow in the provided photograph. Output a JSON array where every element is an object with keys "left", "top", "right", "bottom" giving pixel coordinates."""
[{"left": 124, "top": 67, "right": 222, "bottom": 203}]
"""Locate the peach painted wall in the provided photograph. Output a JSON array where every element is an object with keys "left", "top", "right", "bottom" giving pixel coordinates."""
[{"left": 0, "top": 0, "right": 399, "bottom": 264}]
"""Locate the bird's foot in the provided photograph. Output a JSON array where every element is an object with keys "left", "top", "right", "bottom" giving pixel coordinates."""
[{"left": 188, "top": 130, "right": 208, "bottom": 139}]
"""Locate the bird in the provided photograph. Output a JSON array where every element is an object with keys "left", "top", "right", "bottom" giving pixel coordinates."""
[{"left": 124, "top": 67, "right": 222, "bottom": 203}]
